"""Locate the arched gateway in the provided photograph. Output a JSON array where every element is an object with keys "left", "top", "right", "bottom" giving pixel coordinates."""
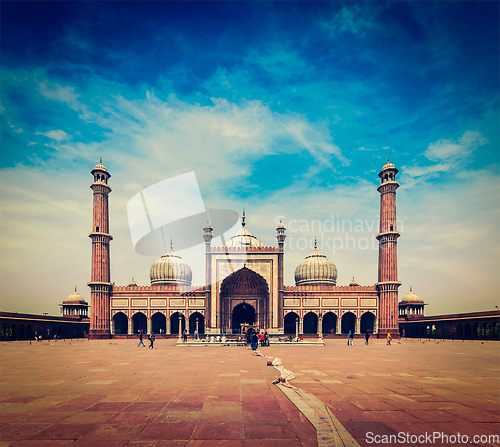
[{"left": 220, "top": 266, "right": 269, "bottom": 334}]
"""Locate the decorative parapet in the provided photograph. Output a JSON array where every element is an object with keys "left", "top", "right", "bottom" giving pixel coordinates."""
[{"left": 210, "top": 246, "right": 278, "bottom": 252}]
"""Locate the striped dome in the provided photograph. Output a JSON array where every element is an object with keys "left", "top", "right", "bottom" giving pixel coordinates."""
[
  {"left": 150, "top": 246, "right": 192, "bottom": 287},
  {"left": 294, "top": 244, "right": 337, "bottom": 286}
]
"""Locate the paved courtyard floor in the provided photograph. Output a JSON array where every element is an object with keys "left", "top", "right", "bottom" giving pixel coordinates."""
[{"left": 0, "top": 338, "right": 499, "bottom": 447}]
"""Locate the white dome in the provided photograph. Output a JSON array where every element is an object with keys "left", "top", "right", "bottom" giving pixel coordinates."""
[
  {"left": 294, "top": 242, "right": 337, "bottom": 286},
  {"left": 150, "top": 246, "right": 192, "bottom": 287},
  {"left": 401, "top": 287, "right": 422, "bottom": 302}
]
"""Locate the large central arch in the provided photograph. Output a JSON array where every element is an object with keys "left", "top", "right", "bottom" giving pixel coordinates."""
[
  {"left": 220, "top": 266, "right": 269, "bottom": 333},
  {"left": 232, "top": 302, "right": 256, "bottom": 333}
]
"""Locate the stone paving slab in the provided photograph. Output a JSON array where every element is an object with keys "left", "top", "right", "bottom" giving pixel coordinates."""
[{"left": 0, "top": 339, "right": 499, "bottom": 447}]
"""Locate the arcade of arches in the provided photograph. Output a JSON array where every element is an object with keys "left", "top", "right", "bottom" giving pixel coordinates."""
[
  {"left": 0, "top": 311, "right": 89, "bottom": 340},
  {"left": 399, "top": 312, "right": 500, "bottom": 340},
  {"left": 283, "top": 311, "right": 376, "bottom": 335},
  {"left": 111, "top": 311, "right": 206, "bottom": 336}
]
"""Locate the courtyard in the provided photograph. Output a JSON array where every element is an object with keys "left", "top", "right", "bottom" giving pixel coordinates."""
[{"left": 0, "top": 338, "right": 499, "bottom": 447}]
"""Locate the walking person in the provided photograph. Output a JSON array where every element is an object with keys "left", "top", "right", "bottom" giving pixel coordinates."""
[
  {"left": 138, "top": 330, "right": 145, "bottom": 347},
  {"left": 348, "top": 331, "right": 354, "bottom": 346},
  {"left": 264, "top": 331, "right": 269, "bottom": 347},
  {"left": 365, "top": 332, "right": 370, "bottom": 345},
  {"left": 387, "top": 333, "right": 392, "bottom": 345},
  {"left": 148, "top": 331, "right": 155, "bottom": 349}
]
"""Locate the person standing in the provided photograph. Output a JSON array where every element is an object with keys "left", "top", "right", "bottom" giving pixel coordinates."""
[
  {"left": 387, "top": 333, "right": 392, "bottom": 345},
  {"left": 348, "top": 331, "right": 354, "bottom": 346},
  {"left": 264, "top": 332, "right": 269, "bottom": 347},
  {"left": 138, "top": 330, "right": 145, "bottom": 347},
  {"left": 194, "top": 329, "right": 199, "bottom": 340},
  {"left": 183, "top": 329, "right": 188, "bottom": 343},
  {"left": 148, "top": 332, "right": 155, "bottom": 349},
  {"left": 365, "top": 332, "right": 370, "bottom": 345},
  {"left": 251, "top": 332, "right": 258, "bottom": 351}
]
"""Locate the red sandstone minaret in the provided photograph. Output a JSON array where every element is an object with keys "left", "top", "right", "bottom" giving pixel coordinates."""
[
  {"left": 203, "top": 221, "right": 213, "bottom": 329},
  {"left": 88, "top": 159, "right": 113, "bottom": 339},
  {"left": 276, "top": 220, "right": 286, "bottom": 331},
  {"left": 376, "top": 158, "right": 401, "bottom": 336}
]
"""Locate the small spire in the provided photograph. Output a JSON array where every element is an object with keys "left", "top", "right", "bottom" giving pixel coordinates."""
[
  {"left": 100, "top": 156, "right": 102, "bottom": 163},
  {"left": 75, "top": 286, "right": 77, "bottom": 292},
  {"left": 410, "top": 286, "right": 412, "bottom": 292},
  {"left": 242, "top": 209, "right": 246, "bottom": 227},
  {"left": 170, "top": 237, "right": 173, "bottom": 250},
  {"left": 387, "top": 156, "right": 390, "bottom": 162},
  {"left": 314, "top": 237, "right": 317, "bottom": 249}
]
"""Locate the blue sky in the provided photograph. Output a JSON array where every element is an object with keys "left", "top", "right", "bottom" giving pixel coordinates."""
[{"left": 1, "top": 1, "right": 499, "bottom": 316}]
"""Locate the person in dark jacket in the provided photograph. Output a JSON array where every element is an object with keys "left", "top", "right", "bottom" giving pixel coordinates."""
[
  {"left": 251, "top": 332, "right": 258, "bottom": 351},
  {"left": 148, "top": 332, "right": 155, "bottom": 349}
]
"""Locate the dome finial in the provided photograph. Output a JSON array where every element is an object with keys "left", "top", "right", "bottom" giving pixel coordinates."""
[
  {"left": 170, "top": 237, "right": 173, "bottom": 250},
  {"left": 314, "top": 237, "right": 317, "bottom": 249},
  {"left": 410, "top": 285, "right": 412, "bottom": 292},
  {"left": 100, "top": 156, "right": 102, "bottom": 163},
  {"left": 387, "top": 156, "right": 390, "bottom": 162},
  {"left": 242, "top": 209, "right": 246, "bottom": 227},
  {"left": 75, "top": 285, "right": 77, "bottom": 292}
]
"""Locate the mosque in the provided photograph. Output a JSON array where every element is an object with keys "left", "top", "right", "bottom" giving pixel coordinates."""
[{"left": 88, "top": 159, "right": 410, "bottom": 339}]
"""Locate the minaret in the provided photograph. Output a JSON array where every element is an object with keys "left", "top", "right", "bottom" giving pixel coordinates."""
[
  {"left": 376, "top": 158, "right": 401, "bottom": 336},
  {"left": 203, "top": 220, "right": 213, "bottom": 329},
  {"left": 276, "top": 220, "right": 286, "bottom": 331},
  {"left": 88, "top": 159, "right": 113, "bottom": 339}
]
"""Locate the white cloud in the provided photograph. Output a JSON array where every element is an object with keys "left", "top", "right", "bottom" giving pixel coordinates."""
[
  {"left": 424, "top": 130, "right": 489, "bottom": 162},
  {"left": 38, "top": 82, "right": 80, "bottom": 106},
  {"left": 35, "top": 129, "right": 70, "bottom": 142},
  {"left": 401, "top": 130, "right": 490, "bottom": 187}
]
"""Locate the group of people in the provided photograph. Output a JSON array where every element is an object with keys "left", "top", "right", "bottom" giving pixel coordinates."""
[
  {"left": 137, "top": 329, "right": 393, "bottom": 348},
  {"left": 138, "top": 330, "right": 155, "bottom": 348},
  {"left": 250, "top": 331, "right": 269, "bottom": 350},
  {"left": 347, "top": 331, "right": 392, "bottom": 345}
]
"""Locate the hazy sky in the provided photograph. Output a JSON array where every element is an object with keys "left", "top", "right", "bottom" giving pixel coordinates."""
[{"left": 1, "top": 1, "right": 498, "bottom": 316}]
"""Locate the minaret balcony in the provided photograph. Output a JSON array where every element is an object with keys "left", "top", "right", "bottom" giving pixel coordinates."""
[
  {"left": 375, "top": 231, "right": 401, "bottom": 241},
  {"left": 377, "top": 181, "right": 400, "bottom": 194},
  {"left": 88, "top": 232, "right": 113, "bottom": 242}
]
